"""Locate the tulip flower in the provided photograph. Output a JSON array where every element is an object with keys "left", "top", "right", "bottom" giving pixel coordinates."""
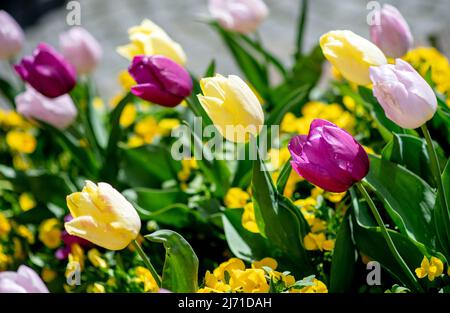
[
  {"left": 60, "top": 27, "right": 102, "bottom": 75},
  {"left": 0, "top": 265, "right": 49, "bottom": 293},
  {"left": 14, "top": 43, "right": 77, "bottom": 98},
  {"left": 288, "top": 119, "right": 369, "bottom": 192},
  {"left": 320, "top": 30, "right": 387, "bottom": 85},
  {"left": 208, "top": 0, "right": 268, "bottom": 34},
  {"left": 0, "top": 10, "right": 24, "bottom": 60},
  {"left": 128, "top": 55, "right": 193, "bottom": 107},
  {"left": 197, "top": 74, "right": 264, "bottom": 143},
  {"left": 370, "top": 59, "right": 437, "bottom": 129},
  {"left": 15, "top": 85, "right": 77, "bottom": 130},
  {"left": 117, "top": 19, "right": 186, "bottom": 65},
  {"left": 56, "top": 215, "right": 92, "bottom": 260},
  {"left": 370, "top": 4, "right": 413, "bottom": 58},
  {"left": 65, "top": 181, "right": 141, "bottom": 251}
]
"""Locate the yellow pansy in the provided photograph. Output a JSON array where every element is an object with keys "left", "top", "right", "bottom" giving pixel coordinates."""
[
  {"left": 0, "top": 245, "right": 11, "bottom": 270},
  {"left": 19, "top": 193, "right": 36, "bottom": 212},
  {"left": 158, "top": 118, "right": 180, "bottom": 136},
  {"left": 38, "top": 218, "right": 61, "bottom": 249},
  {"left": 415, "top": 256, "right": 444, "bottom": 281},
  {"left": 242, "top": 202, "right": 259, "bottom": 233},
  {"left": 304, "top": 232, "right": 335, "bottom": 251},
  {"left": 252, "top": 257, "right": 278, "bottom": 270},
  {"left": 17, "top": 225, "right": 35, "bottom": 244},
  {"left": 6, "top": 130, "right": 36, "bottom": 154},
  {"left": 0, "top": 213, "right": 11, "bottom": 237},
  {"left": 295, "top": 278, "right": 328, "bottom": 293},
  {"left": 87, "top": 283, "right": 106, "bottom": 293},
  {"left": 280, "top": 112, "right": 298, "bottom": 133},
  {"left": 224, "top": 187, "right": 250, "bottom": 208},
  {"left": 13, "top": 238, "right": 25, "bottom": 260},
  {"left": 0, "top": 110, "right": 28, "bottom": 128},
  {"left": 92, "top": 97, "right": 105, "bottom": 110},
  {"left": 198, "top": 271, "right": 231, "bottom": 293},
  {"left": 119, "top": 103, "right": 137, "bottom": 128},
  {"left": 41, "top": 268, "right": 57, "bottom": 283},
  {"left": 135, "top": 266, "right": 160, "bottom": 293},
  {"left": 65, "top": 181, "right": 141, "bottom": 251},
  {"left": 324, "top": 191, "right": 346, "bottom": 203},
  {"left": 268, "top": 148, "right": 291, "bottom": 170},
  {"left": 213, "top": 258, "right": 246, "bottom": 281},
  {"left": 134, "top": 116, "right": 159, "bottom": 144},
  {"left": 87, "top": 248, "right": 108, "bottom": 269},
  {"left": 229, "top": 268, "right": 269, "bottom": 293},
  {"left": 177, "top": 158, "right": 198, "bottom": 182},
  {"left": 12, "top": 154, "right": 31, "bottom": 171},
  {"left": 127, "top": 135, "right": 145, "bottom": 148},
  {"left": 118, "top": 70, "right": 136, "bottom": 90},
  {"left": 117, "top": 19, "right": 186, "bottom": 65}
]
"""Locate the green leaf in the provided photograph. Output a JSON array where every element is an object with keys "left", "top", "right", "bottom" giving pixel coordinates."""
[
  {"left": 145, "top": 230, "right": 199, "bottom": 292},
  {"left": 251, "top": 150, "right": 312, "bottom": 275},
  {"left": 382, "top": 133, "right": 447, "bottom": 187},
  {"left": 0, "top": 77, "right": 18, "bottom": 107},
  {"left": 365, "top": 156, "right": 436, "bottom": 249},
  {"left": 291, "top": 45, "right": 323, "bottom": 88},
  {"left": 350, "top": 188, "right": 431, "bottom": 290},
  {"left": 294, "top": 0, "right": 309, "bottom": 59},
  {"left": 266, "top": 85, "right": 309, "bottom": 126},
  {"left": 204, "top": 60, "right": 216, "bottom": 78},
  {"left": 434, "top": 159, "right": 450, "bottom": 259},
  {"left": 330, "top": 212, "right": 357, "bottom": 293},
  {"left": 119, "top": 144, "right": 180, "bottom": 188},
  {"left": 276, "top": 157, "right": 292, "bottom": 194},
  {"left": 123, "top": 188, "right": 193, "bottom": 227}
]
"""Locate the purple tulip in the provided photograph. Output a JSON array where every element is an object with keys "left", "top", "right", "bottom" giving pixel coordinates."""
[
  {"left": 0, "top": 265, "right": 49, "bottom": 293},
  {"left": 288, "top": 119, "right": 369, "bottom": 193},
  {"left": 60, "top": 27, "right": 102, "bottom": 75},
  {"left": 370, "top": 59, "right": 437, "bottom": 129},
  {"left": 0, "top": 10, "right": 24, "bottom": 60},
  {"left": 15, "top": 85, "right": 77, "bottom": 130},
  {"left": 14, "top": 43, "right": 77, "bottom": 98},
  {"left": 128, "top": 55, "right": 193, "bottom": 107},
  {"left": 370, "top": 4, "right": 413, "bottom": 58}
]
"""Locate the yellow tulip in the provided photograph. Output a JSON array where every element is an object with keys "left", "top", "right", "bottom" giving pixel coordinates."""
[
  {"left": 117, "top": 19, "right": 186, "bottom": 65},
  {"left": 198, "top": 74, "right": 264, "bottom": 143},
  {"left": 65, "top": 181, "right": 141, "bottom": 250},
  {"left": 320, "top": 30, "right": 387, "bottom": 85}
]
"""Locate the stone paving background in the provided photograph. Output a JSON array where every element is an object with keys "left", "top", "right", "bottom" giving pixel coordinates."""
[{"left": 10, "top": 0, "right": 450, "bottom": 97}]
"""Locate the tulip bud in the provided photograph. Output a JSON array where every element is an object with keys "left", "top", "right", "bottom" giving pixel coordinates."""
[
  {"left": 370, "top": 5, "right": 413, "bottom": 58},
  {"left": 320, "top": 30, "right": 387, "bottom": 85},
  {"left": 208, "top": 0, "right": 268, "bottom": 34},
  {"left": 117, "top": 19, "right": 186, "bottom": 65},
  {"left": 370, "top": 59, "right": 437, "bottom": 129},
  {"left": 0, "top": 265, "right": 49, "bottom": 293},
  {"left": 0, "top": 10, "right": 24, "bottom": 60},
  {"left": 197, "top": 74, "right": 264, "bottom": 143},
  {"left": 128, "top": 55, "right": 193, "bottom": 107},
  {"left": 16, "top": 85, "right": 77, "bottom": 130},
  {"left": 60, "top": 27, "right": 102, "bottom": 75},
  {"left": 14, "top": 43, "right": 77, "bottom": 98},
  {"left": 288, "top": 119, "right": 369, "bottom": 193},
  {"left": 65, "top": 181, "right": 141, "bottom": 251}
]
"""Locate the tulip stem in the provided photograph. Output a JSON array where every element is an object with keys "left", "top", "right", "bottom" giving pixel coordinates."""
[
  {"left": 421, "top": 124, "right": 449, "bottom": 221},
  {"left": 356, "top": 182, "right": 423, "bottom": 292},
  {"left": 132, "top": 240, "right": 162, "bottom": 288}
]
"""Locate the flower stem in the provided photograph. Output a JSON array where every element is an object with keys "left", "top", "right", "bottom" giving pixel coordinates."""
[
  {"left": 421, "top": 124, "right": 449, "bottom": 221},
  {"left": 132, "top": 240, "right": 162, "bottom": 288},
  {"left": 356, "top": 182, "right": 423, "bottom": 292}
]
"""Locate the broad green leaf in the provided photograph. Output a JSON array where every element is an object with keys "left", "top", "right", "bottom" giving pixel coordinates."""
[
  {"left": 434, "top": 159, "right": 450, "bottom": 259},
  {"left": 276, "top": 157, "right": 292, "bottom": 194},
  {"left": 291, "top": 45, "right": 323, "bottom": 88},
  {"left": 120, "top": 144, "right": 180, "bottom": 188},
  {"left": 145, "top": 230, "right": 199, "bottom": 292},
  {"left": 204, "top": 60, "right": 216, "bottom": 78},
  {"left": 0, "top": 77, "right": 17, "bottom": 107},
  {"left": 365, "top": 156, "right": 436, "bottom": 249},
  {"left": 330, "top": 212, "right": 357, "bottom": 293},
  {"left": 266, "top": 85, "right": 309, "bottom": 127},
  {"left": 382, "top": 133, "right": 446, "bottom": 187}
]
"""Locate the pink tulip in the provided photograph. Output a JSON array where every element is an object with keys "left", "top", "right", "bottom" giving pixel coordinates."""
[
  {"left": 0, "top": 10, "right": 24, "bottom": 60},
  {"left": 370, "top": 59, "right": 437, "bottom": 129},
  {"left": 370, "top": 4, "right": 413, "bottom": 58},
  {"left": 16, "top": 85, "right": 77, "bottom": 129},
  {"left": 60, "top": 27, "right": 102, "bottom": 75},
  {"left": 209, "top": 0, "right": 268, "bottom": 34},
  {"left": 0, "top": 265, "right": 49, "bottom": 293}
]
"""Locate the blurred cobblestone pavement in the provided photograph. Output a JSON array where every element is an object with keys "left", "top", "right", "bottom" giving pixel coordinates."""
[{"left": 18, "top": 0, "right": 450, "bottom": 98}]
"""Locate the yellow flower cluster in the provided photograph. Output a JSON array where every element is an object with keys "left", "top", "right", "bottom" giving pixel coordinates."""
[
  {"left": 127, "top": 116, "right": 180, "bottom": 148},
  {"left": 133, "top": 266, "right": 160, "bottom": 293},
  {"left": 403, "top": 47, "right": 450, "bottom": 107},
  {"left": 224, "top": 188, "right": 259, "bottom": 234},
  {"left": 281, "top": 101, "right": 355, "bottom": 135},
  {"left": 177, "top": 158, "right": 198, "bottom": 182},
  {"left": 198, "top": 257, "right": 327, "bottom": 293},
  {"left": 415, "top": 256, "right": 447, "bottom": 282},
  {"left": 0, "top": 213, "right": 11, "bottom": 238},
  {"left": 38, "top": 218, "right": 62, "bottom": 249}
]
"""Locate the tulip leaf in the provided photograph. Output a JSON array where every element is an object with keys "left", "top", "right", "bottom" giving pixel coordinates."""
[
  {"left": 120, "top": 144, "right": 180, "bottom": 188},
  {"left": 0, "top": 76, "right": 18, "bottom": 108},
  {"left": 330, "top": 212, "right": 357, "bottom": 293},
  {"left": 276, "top": 157, "right": 292, "bottom": 194},
  {"left": 291, "top": 45, "right": 324, "bottom": 88},
  {"left": 382, "top": 133, "right": 447, "bottom": 187},
  {"left": 145, "top": 230, "right": 199, "bottom": 292},
  {"left": 294, "top": 0, "right": 309, "bottom": 59},
  {"left": 349, "top": 188, "right": 433, "bottom": 290},
  {"left": 433, "top": 159, "right": 450, "bottom": 259},
  {"left": 364, "top": 156, "right": 436, "bottom": 249},
  {"left": 251, "top": 150, "right": 313, "bottom": 275},
  {"left": 204, "top": 60, "right": 216, "bottom": 78},
  {"left": 123, "top": 188, "right": 194, "bottom": 227}
]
